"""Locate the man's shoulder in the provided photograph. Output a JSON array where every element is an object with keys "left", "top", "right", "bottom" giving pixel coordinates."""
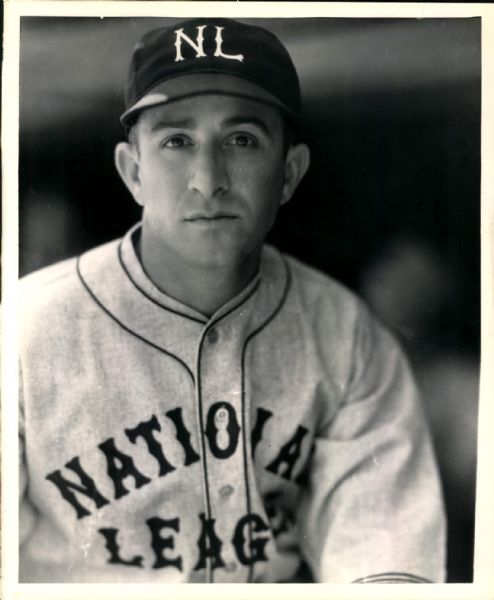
[
  {"left": 279, "top": 250, "right": 362, "bottom": 316},
  {"left": 20, "top": 256, "right": 78, "bottom": 294},
  {"left": 19, "top": 238, "right": 121, "bottom": 317},
  {"left": 275, "top": 249, "right": 403, "bottom": 378},
  {"left": 272, "top": 247, "right": 387, "bottom": 348}
]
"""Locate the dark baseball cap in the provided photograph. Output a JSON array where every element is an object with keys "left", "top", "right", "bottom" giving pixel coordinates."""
[{"left": 120, "top": 18, "right": 301, "bottom": 130}]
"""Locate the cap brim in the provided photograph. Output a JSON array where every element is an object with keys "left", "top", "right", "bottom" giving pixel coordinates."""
[{"left": 120, "top": 72, "right": 297, "bottom": 127}]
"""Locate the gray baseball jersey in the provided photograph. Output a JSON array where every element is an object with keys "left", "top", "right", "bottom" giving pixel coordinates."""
[{"left": 19, "top": 223, "right": 446, "bottom": 583}]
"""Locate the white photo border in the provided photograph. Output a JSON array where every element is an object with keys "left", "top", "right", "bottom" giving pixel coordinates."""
[{"left": 2, "top": 2, "right": 493, "bottom": 599}]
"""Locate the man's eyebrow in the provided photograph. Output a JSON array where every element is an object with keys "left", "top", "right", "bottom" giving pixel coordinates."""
[
  {"left": 150, "top": 118, "right": 196, "bottom": 132},
  {"left": 222, "top": 115, "right": 271, "bottom": 135}
]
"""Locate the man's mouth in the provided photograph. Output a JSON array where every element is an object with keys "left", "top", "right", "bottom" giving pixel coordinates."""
[{"left": 184, "top": 214, "right": 240, "bottom": 222}]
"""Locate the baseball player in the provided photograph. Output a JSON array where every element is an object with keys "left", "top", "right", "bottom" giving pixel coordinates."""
[{"left": 19, "top": 18, "right": 446, "bottom": 583}]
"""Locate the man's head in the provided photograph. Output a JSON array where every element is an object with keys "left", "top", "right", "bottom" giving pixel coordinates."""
[{"left": 115, "top": 18, "right": 310, "bottom": 269}]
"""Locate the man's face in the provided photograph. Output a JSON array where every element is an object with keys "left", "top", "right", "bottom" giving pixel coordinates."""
[{"left": 125, "top": 93, "right": 293, "bottom": 269}]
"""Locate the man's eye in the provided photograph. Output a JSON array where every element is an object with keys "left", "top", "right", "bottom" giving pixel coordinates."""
[
  {"left": 161, "top": 136, "right": 191, "bottom": 149},
  {"left": 228, "top": 134, "right": 257, "bottom": 148}
]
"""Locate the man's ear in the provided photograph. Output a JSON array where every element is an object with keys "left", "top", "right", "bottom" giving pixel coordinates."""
[
  {"left": 280, "top": 143, "right": 310, "bottom": 206},
  {"left": 115, "top": 141, "right": 143, "bottom": 206}
]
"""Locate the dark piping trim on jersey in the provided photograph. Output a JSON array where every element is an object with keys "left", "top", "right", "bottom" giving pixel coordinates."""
[
  {"left": 208, "top": 278, "right": 262, "bottom": 332},
  {"left": 76, "top": 257, "right": 195, "bottom": 383},
  {"left": 117, "top": 240, "right": 208, "bottom": 325},
  {"left": 195, "top": 275, "right": 262, "bottom": 583},
  {"left": 194, "top": 332, "right": 213, "bottom": 584},
  {"left": 353, "top": 572, "right": 433, "bottom": 584},
  {"left": 240, "top": 257, "right": 292, "bottom": 583}
]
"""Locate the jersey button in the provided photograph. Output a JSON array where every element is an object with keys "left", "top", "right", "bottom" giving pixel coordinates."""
[
  {"left": 216, "top": 407, "right": 228, "bottom": 422},
  {"left": 225, "top": 561, "right": 237, "bottom": 573},
  {"left": 220, "top": 484, "right": 234, "bottom": 498},
  {"left": 207, "top": 328, "right": 219, "bottom": 344}
]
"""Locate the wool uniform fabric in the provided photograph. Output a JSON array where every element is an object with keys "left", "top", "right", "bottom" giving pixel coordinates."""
[{"left": 19, "top": 225, "right": 446, "bottom": 583}]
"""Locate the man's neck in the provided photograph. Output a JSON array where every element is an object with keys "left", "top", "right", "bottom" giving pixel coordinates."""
[{"left": 136, "top": 235, "right": 261, "bottom": 318}]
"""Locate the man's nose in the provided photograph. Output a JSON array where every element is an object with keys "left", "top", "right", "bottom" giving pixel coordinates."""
[{"left": 188, "top": 144, "right": 229, "bottom": 199}]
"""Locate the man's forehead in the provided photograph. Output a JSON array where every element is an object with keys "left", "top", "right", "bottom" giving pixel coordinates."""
[{"left": 138, "top": 93, "right": 284, "bottom": 133}]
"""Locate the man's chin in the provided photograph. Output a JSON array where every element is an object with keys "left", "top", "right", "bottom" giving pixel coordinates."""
[{"left": 181, "top": 240, "right": 259, "bottom": 271}]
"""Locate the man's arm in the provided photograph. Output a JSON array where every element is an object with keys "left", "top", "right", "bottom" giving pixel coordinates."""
[
  {"left": 19, "top": 365, "right": 38, "bottom": 550},
  {"left": 297, "top": 305, "right": 446, "bottom": 583}
]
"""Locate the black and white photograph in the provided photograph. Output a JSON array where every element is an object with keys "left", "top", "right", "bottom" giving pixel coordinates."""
[{"left": 2, "top": 2, "right": 493, "bottom": 598}]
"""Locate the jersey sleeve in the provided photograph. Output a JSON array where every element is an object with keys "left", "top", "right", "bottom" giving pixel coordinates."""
[
  {"left": 297, "top": 304, "right": 446, "bottom": 583},
  {"left": 19, "top": 362, "right": 38, "bottom": 549}
]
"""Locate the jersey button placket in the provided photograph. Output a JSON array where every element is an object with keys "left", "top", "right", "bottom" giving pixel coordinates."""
[
  {"left": 220, "top": 484, "right": 234, "bottom": 498},
  {"left": 199, "top": 321, "right": 247, "bottom": 582},
  {"left": 207, "top": 328, "right": 219, "bottom": 344},
  {"left": 225, "top": 561, "right": 238, "bottom": 573}
]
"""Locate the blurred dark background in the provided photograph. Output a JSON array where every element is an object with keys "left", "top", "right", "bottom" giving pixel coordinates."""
[{"left": 19, "top": 16, "right": 480, "bottom": 582}]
